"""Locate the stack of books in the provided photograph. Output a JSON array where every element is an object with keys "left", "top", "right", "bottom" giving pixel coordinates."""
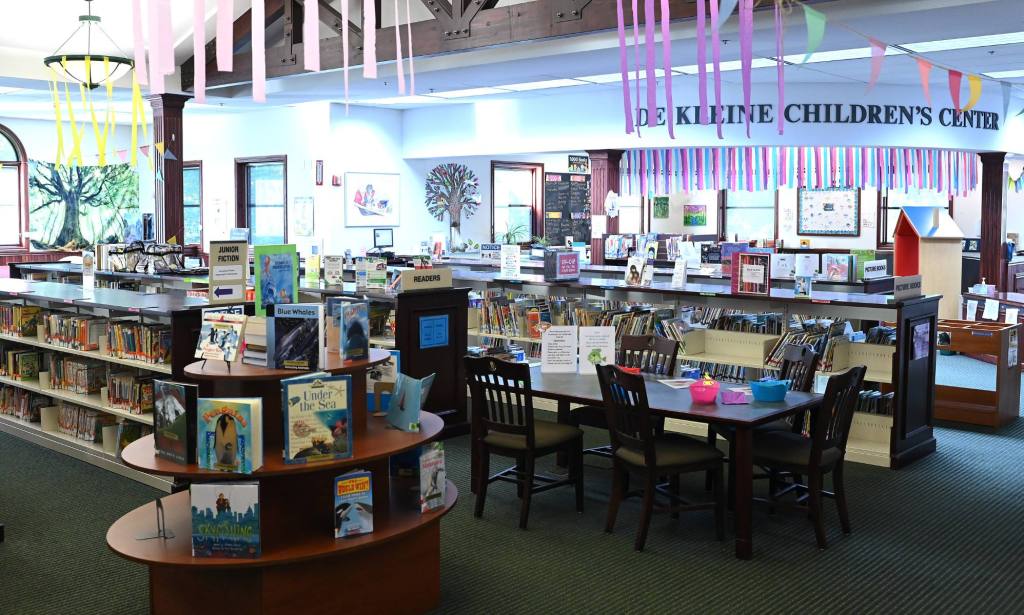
[{"left": 242, "top": 316, "right": 268, "bottom": 367}]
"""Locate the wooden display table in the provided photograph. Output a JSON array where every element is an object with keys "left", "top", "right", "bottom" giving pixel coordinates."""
[
  {"left": 935, "top": 319, "right": 1021, "bottom": 428},
  {"left": 107, "top": 351, "right": 457, "bottom": 615}
]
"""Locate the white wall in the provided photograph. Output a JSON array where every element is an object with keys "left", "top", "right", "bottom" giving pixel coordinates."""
[{"left": 777, "top": 188, "right": 879, "bottom": 250}]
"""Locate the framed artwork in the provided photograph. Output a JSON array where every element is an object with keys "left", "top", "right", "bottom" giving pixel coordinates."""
[
  {"left": 683, "top": 204, "right": 707, "bottom": 226},
  {"left": 652, "top": 196, "right": 670, "bottom": 219},
  {"left": 797, "top": 188, "right": 860, "bottom": 236},
  {"left": 345, "top": 172, "right": 400, "bottom": 227}
]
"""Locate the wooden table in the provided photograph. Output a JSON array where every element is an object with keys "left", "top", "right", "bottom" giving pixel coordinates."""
[{"left": 527, "top": 368, "right": 822, "bottom": 560}]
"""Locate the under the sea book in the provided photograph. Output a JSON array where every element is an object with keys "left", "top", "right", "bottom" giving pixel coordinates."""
[
  {"left": 191, "top": 481, "right": 261, "bottom": 558},
  {"left": 281, "top": 372, "right": 353, "bottom": 464}
]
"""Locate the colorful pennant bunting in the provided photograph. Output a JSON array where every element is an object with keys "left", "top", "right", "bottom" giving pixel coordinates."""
[
  {"left": 963, "top": 74, "right": 982, "bottom": 111},
  {"left": 948, "top": 70, "right": 963, "bottom": 112},
  {"left": 916, "top": 58, "right": 933, "bottom": 105},
  {"left": 802, "top": 5, "right": 826, "bottom": 63},
  {"left": 867, "top": 38, "right": 886, "bottom": 91}
]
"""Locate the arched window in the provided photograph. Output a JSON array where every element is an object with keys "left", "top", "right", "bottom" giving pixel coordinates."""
[{"left": 0, "top": 124, "right": 27, "bottom": 250}]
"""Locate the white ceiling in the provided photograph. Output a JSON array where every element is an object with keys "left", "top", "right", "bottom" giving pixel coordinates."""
[{"left": 0, "top": 0, "right": 1022, "bottom": 118}]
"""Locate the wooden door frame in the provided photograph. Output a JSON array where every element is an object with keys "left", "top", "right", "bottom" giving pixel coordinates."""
[{"left": 490, "top": 161, "right": 544, "bottom": 243}]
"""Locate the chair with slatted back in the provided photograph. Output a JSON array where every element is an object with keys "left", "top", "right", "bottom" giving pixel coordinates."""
[
  {"left": 596, "top": 364, "right": 725, "bottom": 551},
  {"left": 753, "top": 365, "right": 866, "bottom": 549},
  {"left": 573, "top": 335, "right": 680, "bottom": 459},
  {"left": 465, "top": 356, "right": 584, "bottom": 530}
]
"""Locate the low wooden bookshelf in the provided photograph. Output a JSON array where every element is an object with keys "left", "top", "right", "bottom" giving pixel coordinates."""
[{"left": 108, "top": 349, "right": 457, "bottom": 615}]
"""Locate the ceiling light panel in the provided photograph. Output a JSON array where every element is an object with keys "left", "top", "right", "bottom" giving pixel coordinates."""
[
  {"left": 428, "top": 86, "right": 513, "bottom": 98},
  {"left": 503, "top": 78, "right": 588, "bottom": 91}
]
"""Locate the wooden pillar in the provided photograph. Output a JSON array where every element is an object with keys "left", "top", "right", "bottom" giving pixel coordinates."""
[
  {"left": 147, "top": 93, "right": 192, "bottom": 244},
  {"left": 586, "top": 149, "right": 624, "bottom": 265},
  {"left": 979, "top": 152, "right": 1007, "bottom": 290}
]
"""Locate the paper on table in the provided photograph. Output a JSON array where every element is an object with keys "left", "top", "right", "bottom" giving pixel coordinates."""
[
  {"left": 577, "top": 326, "right": 616, "bottom": 375},
  {"left": 541, "top": 326, "right": 578, "bottom": 373},
  {"left": 982, "top": 299, "right": 1000, "bottom": 320},
  {"left": 660, "top": 378, "right": 696, "bottom": 389},
  {"left": 966, "top": 299, "right": 978, "bottom": 321},
  {"left": 1006, "top": 308, "right": 1019, "bottom": 324},
  {"left": 500, "top": 244, "right": 520, "bottom": 280}
]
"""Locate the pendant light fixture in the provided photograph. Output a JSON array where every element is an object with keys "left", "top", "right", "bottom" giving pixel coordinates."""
[{"left": 43, "top": 0, "right": 134, "bottom": 89}]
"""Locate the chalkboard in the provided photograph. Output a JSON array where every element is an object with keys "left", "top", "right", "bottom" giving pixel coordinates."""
[{"left": 543, "top": 173, "right": 591, "bottom": 246}]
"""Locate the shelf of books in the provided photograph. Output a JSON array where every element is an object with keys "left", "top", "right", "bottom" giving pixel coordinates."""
[{"left": 462, "top": 272, "right": 939, "bottom": 469}]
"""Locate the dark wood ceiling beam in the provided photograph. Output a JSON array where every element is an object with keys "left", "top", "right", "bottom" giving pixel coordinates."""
[{"left": 317, "top": 0, "right": 364, "bottom": 42}]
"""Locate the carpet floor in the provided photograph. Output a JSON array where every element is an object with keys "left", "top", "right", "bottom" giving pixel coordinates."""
[{"left": 2, "top": 354, "right": 1023, "bottom": 614}]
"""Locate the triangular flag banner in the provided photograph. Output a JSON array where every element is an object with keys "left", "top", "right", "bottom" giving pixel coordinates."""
[
  {"left": 963, "top": 75, "right": 982, "bottom": 112},
  {"left": 117, "top": 149, "right": 128, "bottom": 162},
  {"left": 717, "top": 0, "right": 739, "bottom": 28},
  {"left": 948, "top": 70, "right": 963, "bottom": 112},
  {"left": 916, "top": 58, "right": 932, "bottom": 105},
  {"left": 140, "top": 145, "right": 151, "bottom": 157},
  {"left": 867, "top": 38, "right": 886, "bottom": 91},
  {"left": 154, "top": 141, "right": 165, "bottom": 155},
  {"left": 802, "top": 5, "right": 826, "bottom": 64},
  {"left": 1002, "top": 82, "right": 1012, "bottom": 120},
  {"left": 164, "top": 148, "right": 178, "bottom": 161},
  {"left": 155, "top": 166, "right": 163, "bottom": 182}
]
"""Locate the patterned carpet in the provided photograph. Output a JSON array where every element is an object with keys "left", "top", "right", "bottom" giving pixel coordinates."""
[{"left": 1, "top": 354, "right": 1022, "bottom": 614}]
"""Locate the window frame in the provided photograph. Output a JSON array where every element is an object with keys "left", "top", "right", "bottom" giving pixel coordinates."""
[
  {"left": 182, "top": 160, "right": 203, "bottom": 248},
  {"left": 0, "top": 123, "right": 29, "bottom": 252},
  {"left": 720, "top": 189, "right": 778, "bottom": 242},
  {"left": 234, "top": 155, "right": 288, "bottom": 245},
  {"left": 490, "top": 161, "right": 544, "bottom": 243}
]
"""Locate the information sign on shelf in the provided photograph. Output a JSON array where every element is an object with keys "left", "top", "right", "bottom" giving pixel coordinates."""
[
  {"left": 500, "top": 244, "right": 521, "bottom": 280},
  {"left": 480, "top": 243, "right": 501, "bottom": 261},
  {"left": 419, "top": 314, "right": 450, "bottom": 349},
  {"left": 401, "top": 268, "right": 453, "bottom": 292},
  {"left": 82, "top": 250, "right": 95, "bottom": 296},
  {"left": 893, "top": 275, "right": 923, "bottom": 302},
  {"left": 671, "top": 259, "right": 687, "bottom": 288},
  {"left": 863, "top": 259, "right": 888, "bottom": 279},
  {"left": 541, "top": 326, "right": 578, "bottom": 373},
  {"left": 208, "top": 240, "right": 248, "bottom": 304}
]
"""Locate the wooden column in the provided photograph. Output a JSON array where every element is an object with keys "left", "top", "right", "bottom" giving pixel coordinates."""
[
  {"left": 979, "top": 152, "right": 1007, "bottom": 290},
  {"left": 147, "top": 94, "right": 192, "bottom": 244},
  {"left": 586, "top": 149, "right": 624, "bottom": 265}
]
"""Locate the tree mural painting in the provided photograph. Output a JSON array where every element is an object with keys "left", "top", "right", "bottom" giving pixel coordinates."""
[
  {"left": 424, "top": 163, "right": 481, "bottom": 249},
  {"left": 29, "top": 161, "right": 141, "bottom": 251}
]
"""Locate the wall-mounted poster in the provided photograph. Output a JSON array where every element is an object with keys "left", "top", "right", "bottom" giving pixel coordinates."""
[
  {"left": 28, "top": 161, "right": 142, "bottom": 251},
  {"left": 683, "top": 204, "right": 707, "bottom": 226},
  {"left": 797, "top": 188, "right": 860, "bottom": 236},
  {"left": 345, "top": 172, "right": 400, "bottom": 227},
  {"left": 567, "top": 155, "right": 589, "bottom": 173},
  {"left": 652, "top": 196, "right": 670, "bottom": 219},
  {"left": 292, "top": 196, "right": 315, "bottom": 237}
]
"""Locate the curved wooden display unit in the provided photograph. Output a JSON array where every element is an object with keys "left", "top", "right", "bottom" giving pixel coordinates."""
[{"left": 108, "top": 350, "right": 457, "bottom": 615}]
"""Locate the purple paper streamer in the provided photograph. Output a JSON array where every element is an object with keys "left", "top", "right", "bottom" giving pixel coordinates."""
[
  {"left": 660, "top": 0, "right": 675, "bottom": 139},
  {"left": 739, "top": 0, "right": 753, "bottom": 138},
  {"left": 644, "top": 0, "right": 658, "bottom": 132},
  {"left": 775, "top": 0, "right": 784, "bottom": 135},
  {"left": 709, "top": 0, "right": 724, "bottom": 139},
  {"left": 616, "top": 0, "right": 635, "bottom": 133},
  {"left": 631, "top": 0, "right": 643, "bottom": 135},
  {"left": 696, "top": 1, "right": 709, "bottom": 125}
]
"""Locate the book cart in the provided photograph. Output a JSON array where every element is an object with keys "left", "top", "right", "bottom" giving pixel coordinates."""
[
  {"left": 0, "top": 278, "right": 204, "bottom": 490},
  {"left": 934, "top": 318, "right": 1021, "bottom": 428},
  {"left": 108, "top": 348, "right": 457, "bottom": 615},
  {"left": 454, "top": 269, "right": 940, "bottom": 469}
]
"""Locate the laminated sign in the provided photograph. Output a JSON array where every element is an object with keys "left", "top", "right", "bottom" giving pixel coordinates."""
[{"left": 209, "top": 240, "right": 248, "bottom": 304}]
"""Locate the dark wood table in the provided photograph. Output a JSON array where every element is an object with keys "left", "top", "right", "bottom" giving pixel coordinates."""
[{"left": 527, "top": 368, "right": 822, "bottom": 560}]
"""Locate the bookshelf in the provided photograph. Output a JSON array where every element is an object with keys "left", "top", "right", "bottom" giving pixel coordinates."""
[{"left": 109, "top": 349, "right": 457, "bottom": 615}]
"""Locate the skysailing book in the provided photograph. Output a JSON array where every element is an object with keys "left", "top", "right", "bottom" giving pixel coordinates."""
[
  {"left": 191, "top": 481, "right": 261, "bottom": 559},
  {"left": 281, "top": 372, "right": 353, "bottom": 464},
  {"left": 254, "top": 244, "right": 298, "bottom": 316}
]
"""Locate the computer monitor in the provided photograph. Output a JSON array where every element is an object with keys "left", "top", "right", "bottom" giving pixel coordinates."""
[{"left": 373, "top": 228, "right": 394, "bottom": 249}]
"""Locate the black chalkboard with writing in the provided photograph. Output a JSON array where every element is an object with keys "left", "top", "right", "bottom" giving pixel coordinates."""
[{"left": 543, "top": 173, "right": 591, "bottom": 246}]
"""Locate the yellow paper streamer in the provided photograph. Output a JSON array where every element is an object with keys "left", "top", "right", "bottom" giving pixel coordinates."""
[
  {"left": 963, "top": 75, "right": 983, "bottom": 112},
  {"left": 63, "top": 84, "right": 83, "bottom": 166},
  {"left": 47, "top": 72, "right": 66, "bottom": 164},
  {"left": 81, "top": 82, "right": 108, "bottom": 166}
]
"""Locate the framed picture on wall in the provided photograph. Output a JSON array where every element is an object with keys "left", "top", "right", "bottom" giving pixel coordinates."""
[
  {"left": 344, "top": 172, "right": 400, "bottom": 227},
  {"left": 797, "top": 188, "right": 860, "bottom": 236},
  {"left": 683, "top": 204, "right": 707, "bottom": 226}
]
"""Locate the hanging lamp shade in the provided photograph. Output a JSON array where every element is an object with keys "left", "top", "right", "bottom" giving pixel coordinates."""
[{"left": 43, "top": 0, "right": 133, "bottom": 89}]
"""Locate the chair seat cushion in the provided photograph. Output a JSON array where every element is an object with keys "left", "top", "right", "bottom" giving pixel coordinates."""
[
  {"left": 483, "top": 420, "right": 583, "bottom": 451},
  {"left": 615, "top": 434, "right": 723, "bottom": 469},
  {"left": 752, "top": 431, "right": 842, "bottom": 469},
  {"left": 712, "top": 418, "right": 793, "bottom": 440}
]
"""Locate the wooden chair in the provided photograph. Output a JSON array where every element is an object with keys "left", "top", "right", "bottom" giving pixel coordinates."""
[
  {"left": 574, "top": 335, "right": 680, "bottom": 459},
  {"left": 595, "top": 364, "right": 725, "bottom": 551},
  {"left": 753, "top": 365, "right": 866, "bottom": 549},
  {"left": 465, "top": 356, "right": 584, "bottom": 530}
]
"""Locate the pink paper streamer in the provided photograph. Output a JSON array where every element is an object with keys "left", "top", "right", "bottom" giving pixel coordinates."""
[
  {"left": 660, "top": 0, "right": 674, "bottom": 139},
  {"left": 342, "top": 0, "right": 351, "bottom": 110},
  {"left": 653, "top": 149, "right": 661, "bottom": 194},
  {"left": 148, "top": 0, "right": 165, "bottom": 94},
  {"left": 696, "top": 149, "right": 705, "bottom": 190},
  {"left": 709, "top": 0, "right": 724, "bottom": 139},
  {"left": 643, "top": 0, "right": 657, "bottom": 127},
  {"left": 616, "top": 0, "right": 635, "bottom": 133},
  {"left": 846, "top": 146, "right": 853, "bottom": 187},
  {"left": 762, "top": 147, "right": 769, "bottom": 190},
  {"left": 158, "top": 0, "right": 173, "bottom": 76},
  {"left": 682, "top": 148, "right": 690, "bottom": 192},
  {"left": 131, "top": 0, "right": 148, "bottom": 86},
  {"left": 393, "top": 0, "right": 405, "bottom": 94},
  {"left": 640, "top": 150, "right": 647, "bottom": 196},
  {"left": 745, "top": 146, "right": 753, "bottom": 189},
  {"left": 829, "top": 147, "right": 837, "bottom": 185},
  {"left": 363, "top": 0, "right": 377, "bottom": 78},
  {"left": 406, "top": 0, "right": 415, "bottom": 94},
  {"left": 216, "top": 0, "right": 233, "bottom": 72},
  {"left": 739, "top": 0, "right": 753, "bottom": 138},
  {"left": 631, "top": 0, "right": 642, "bottom": 134},
  {"left": 867, "top": 38, "right": 886, "bottom": 91},
  {"left": 665, "top": 149, "right": 672, "bottom": 193},
  {"left": 303, "top": 0, "right": 320, "bottom": 71},
  {"left": 779, "top": 147, "right": 787, "bottom": 188},
  {"left": 712, "top": 149, "right": 720, "bottom": 190},
  {"left": 696, "top": 0, "right": 708, "bottom": 125},
  {"left": 252, "top": 0, "right": 266, "bottom": 102},
  {"left": 774, "top": 0, "right": 784, "bottom": 135},
  {"left": 193, "top": 0, "right": 206, "bottom": 103}
]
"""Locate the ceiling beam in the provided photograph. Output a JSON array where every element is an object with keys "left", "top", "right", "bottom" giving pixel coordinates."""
[
  {"left": 317, "top": 0, "right": 364, "bottom": 43},
  {"left": 182, "top": 0, "right": 697, "bottom": 91}
]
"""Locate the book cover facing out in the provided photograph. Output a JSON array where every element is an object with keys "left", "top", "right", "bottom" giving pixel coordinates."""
[
  {"left": 254, "top": 244, "right": 298, "bottom": 316},
  {"left": 366, "top": 350, "right": 400, "bottom": 412},
  {"left": 194, "top": 313, "right": 246, "bottom": 361},
  {"left": 334, "top": 470, "right": 373, "bottom": 537},
  {"left": 268, "top": 303, "right": 323, "bottom": 370},
  {"left": 282, "top": 373, "right": 353, "bottom": 463},
  {"left": 154, "top": 380, "right": 198, "bottom": 464},
  {"left": 341, "top": 302, "right": 370, "bottom": 362},
  {"left": 191, "top": 481, "right": 261, "bottom": 558},
  {"left": 387, "top": 373, "right": 435, "bottom": 433},
  {"left": 419, "top": 442, "right": 447, "bottom": 513},
  {"left": 197, "top": 398, "right": 263, "bottom": 474}
]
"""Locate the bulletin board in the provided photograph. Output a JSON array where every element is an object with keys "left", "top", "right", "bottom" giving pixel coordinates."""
[{"left": 797, "top": 188, "right": 861, "bottom": 236}]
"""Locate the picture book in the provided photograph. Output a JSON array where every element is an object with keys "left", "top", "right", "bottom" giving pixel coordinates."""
[
  {"left": 850, "top": 249, "right": 876, "bottom": 281},
  {"left": 325, "top": 297, "right": 346, "bottom": 354},
  {"left": 387, "top": 372, "right": 435, "bottom": 433},
  {"left": 305, "top": 248, "right": 321, "bottom": 286},
  {"left": 341, "top": 302, "right": 370, "bottom": 362},
  {"left": 254, "top": 244, "right": 298, "bottom": 316},
  {"left": 822, "top": 253, "right": 853, "bottom": 282},
  {"left": 323, "top": 255, "right": 345, "bottom": 285},
  {"left": 731, "top": 252, "right": 771, "bottom": 296},
  {"left": 366, "top": 350, "right": 400, "bottom": 413},
  {"left": 719, "top": 242, "right": 748, "bottom": 270},
  {"left": 419, "top": 442, "right": 447, "bottom": 513},
  {"left": 154, "top": 380, "right": 198, "bottom": 465},
  {"left": 197, "top": 398, "right": 263, "bottom": 474},
  {"left": 623, "top": 256, "right": 652, "bottom": 287},
  {"left": 115, "top": 422, "right": 152, "bottom": 458},
  {"left": 770, "top": 253, "right": 795, "bottom": 279},
  {"left": 281, "top": 372, "right": 353, "bottom": 463},
  {"left": 194, "top": 313, "right": 246, "bottom": 362},
  {"left": 267, "top": 303, "right": 324, "bottom": 371},
  {"left": 191, "top": 481, "right": 261, "bottom": 559},
  {"left": 334, "top": 470, "right": 373, "bottom": 537}
]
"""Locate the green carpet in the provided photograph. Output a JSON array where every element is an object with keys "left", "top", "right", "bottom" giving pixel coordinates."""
[{"left": 4, "top": 410, "right": 1024, "bottom": 614}]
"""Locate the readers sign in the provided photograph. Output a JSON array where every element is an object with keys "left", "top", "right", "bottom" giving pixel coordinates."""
[
  {"left": 402, "top": 268, "right": 453, "bottom": 291},
  {"left": 209, "top": 240, "right": 248, "bottom": 304},
  {"left": 893, "top": 275, "right": 923, "bottom": 302}
]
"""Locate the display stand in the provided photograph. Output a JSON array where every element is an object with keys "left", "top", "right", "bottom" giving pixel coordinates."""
[
  {"left": 107, "top": 349, "right": 458, "bottom": 615},
  {"left": 934, "top": 319, "right": 1021, "bottom": 427}
]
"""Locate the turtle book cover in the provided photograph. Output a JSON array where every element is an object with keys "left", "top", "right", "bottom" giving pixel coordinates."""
[
  {"left": 267, "top": 303, "right": 324, "bottom": 370},
  {"left": 254, "top": 244, "right": 298, "bottom": 316},
  {"left": 154, "top": 380, "right": 198, "bottom": 464},
  {"left": 197, "top": 398, "right": 264, "bottom": 474},
  {"left": 334, "top": 470, "right": 373, "bottom": 537},
  {"left": 281, "top": 373, "right": 353, "bottom": 464},
  {"left": 191, "top": 482, "right": 261, "bottom": 559}
]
